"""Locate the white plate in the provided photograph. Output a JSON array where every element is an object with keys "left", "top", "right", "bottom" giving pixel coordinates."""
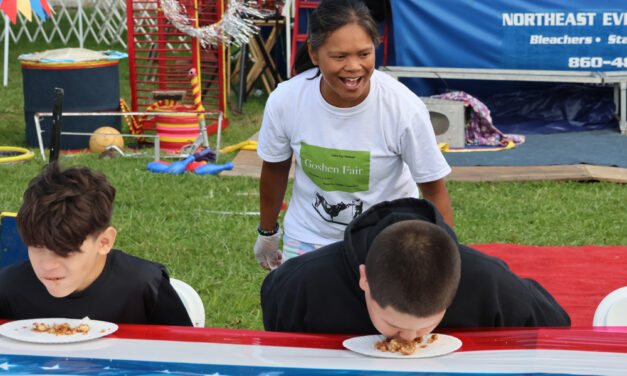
[
  {"left": 343, "top": 333, "right": 462, "bottom": 358},
  {"left": 0, "top": 318, "right": 118, "bottom": 344}
]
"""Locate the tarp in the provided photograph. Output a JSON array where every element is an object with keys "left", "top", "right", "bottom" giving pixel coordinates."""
[
  {"left": 389, "top": 0, "right": 625, "bottom": 133},
  {"left": 483, "top": 84, "right": 617, "bottom": 133},
  {"left": 443, "top": 128, "right": 627, "bottom": 167},
  {"left": 474, "top": 243, "right": 627, "bottom": 327}
]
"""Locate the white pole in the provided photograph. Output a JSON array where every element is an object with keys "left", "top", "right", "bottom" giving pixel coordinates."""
[
  {"left": 3, "top": 14, "right": 9, "bottom": 87},
  {"left": 78, "top": 0, "right": 84, "bottom": 48}
]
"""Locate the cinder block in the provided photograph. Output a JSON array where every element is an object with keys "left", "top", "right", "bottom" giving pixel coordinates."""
[{"left": 420, "top": 97, "right": 466, "bottom": 148}]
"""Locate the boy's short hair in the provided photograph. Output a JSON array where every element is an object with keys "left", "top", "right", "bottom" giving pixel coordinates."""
[
  {"left": 365, "top": 220, "right": 461, "bottom": 317},
  {"left": 17, "top": 162, "right": 115, "bottom": 256}
]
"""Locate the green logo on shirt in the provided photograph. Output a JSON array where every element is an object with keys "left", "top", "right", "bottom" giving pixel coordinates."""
[{"left": 300, "top": 142, "right": 370, "bottom": 192}]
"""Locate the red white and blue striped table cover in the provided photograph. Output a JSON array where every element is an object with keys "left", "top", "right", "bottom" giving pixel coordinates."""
[{"left": 1, "top": 324, "right": 626, "bottom": 375}]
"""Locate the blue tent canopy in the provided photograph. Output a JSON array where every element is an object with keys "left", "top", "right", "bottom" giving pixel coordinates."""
[{"left": 388, "top": 0, "right": 624, "bottom": 133}]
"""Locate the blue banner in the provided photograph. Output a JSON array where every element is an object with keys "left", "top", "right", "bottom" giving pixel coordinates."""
[
  {"left": 389, "top": 0, "right": 623, "bottom": 132},
  {"left": 391, "top": 0, "right": 627, "bottom": 71}
]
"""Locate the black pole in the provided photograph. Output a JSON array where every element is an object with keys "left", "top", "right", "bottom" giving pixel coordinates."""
[
  {"left": 273, "top": 4, "right": 280, "bottom": 86},
  {"left": 253, "top": 33, "right": 282, "bottom": 84},
  {"left": 237, "top": 43, "right": 247, "bottom": 113},
  {"left": 49, "top": 88, "right": 64, "bottom": 162}
]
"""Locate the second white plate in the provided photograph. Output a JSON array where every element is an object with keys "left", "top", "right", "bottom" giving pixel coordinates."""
[
  {"left": 0, "top": 318, "right": 118, "bottom": 344},
  {"left": 343, "top": 333, "right": 462, "bottom": 358}
]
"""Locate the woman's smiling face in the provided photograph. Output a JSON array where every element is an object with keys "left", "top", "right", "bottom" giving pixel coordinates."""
[{"left": 308, "top": 22, "right": 376, "bottom": 108}]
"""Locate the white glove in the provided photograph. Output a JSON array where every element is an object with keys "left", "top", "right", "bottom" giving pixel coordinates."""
[{"left": 254, "top": 225, "right": 283, "bottom": 270}]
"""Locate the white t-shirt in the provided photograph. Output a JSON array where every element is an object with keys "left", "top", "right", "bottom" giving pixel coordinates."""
[{"left": 258, "top": 69, "right": 451, "bottom": 245}]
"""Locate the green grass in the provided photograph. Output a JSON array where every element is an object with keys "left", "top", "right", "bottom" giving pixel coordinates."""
[
  {"left": 448, "top": 181, "right": 626, "bottom": 246},
  {"left": 0, "top": 36, "right": 625, "bottom": 330}
]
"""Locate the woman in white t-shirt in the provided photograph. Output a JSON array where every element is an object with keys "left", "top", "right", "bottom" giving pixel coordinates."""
[{"left": 254, "top": 0, "right": 453, "bottom": 270}]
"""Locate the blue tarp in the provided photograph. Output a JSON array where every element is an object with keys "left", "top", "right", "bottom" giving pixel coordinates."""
[
  {"left": 443, "top": 129, "right": 627, "bottom": 168},
  {"left": 484, "top": 84, "right": 617, "bottom": 134},
  {"left": 389, "top": 0, "right": 625, "bottom": 133}
]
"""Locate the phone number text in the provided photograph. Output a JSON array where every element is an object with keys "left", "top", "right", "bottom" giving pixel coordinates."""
[{"left": 568, "top": 57, "right": 626, "bottom": 68}]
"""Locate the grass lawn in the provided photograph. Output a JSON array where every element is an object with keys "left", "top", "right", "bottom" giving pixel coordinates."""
[{"left": 0, "top": 36, "right": 625, "bottom": 330}]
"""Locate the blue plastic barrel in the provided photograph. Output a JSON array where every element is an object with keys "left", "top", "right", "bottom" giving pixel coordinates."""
[{"left": 19, "top": 48, "right": 127, "bottom": 150}]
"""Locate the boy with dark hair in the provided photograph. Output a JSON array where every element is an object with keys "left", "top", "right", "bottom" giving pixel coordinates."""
[
  {"left": 261, "top": 198, "right": 570, "bottom": 338},
  {"left": 0, "top": 162, "right": 192, "bottom": 326}
]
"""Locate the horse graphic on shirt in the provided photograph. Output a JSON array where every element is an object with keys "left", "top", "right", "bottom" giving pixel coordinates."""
[{"left": 312, "top": 192, "right": 363, "bottom": 225}]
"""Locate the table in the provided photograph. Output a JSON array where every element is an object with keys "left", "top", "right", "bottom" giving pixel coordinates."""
[
  {"left": 1, "top": 323, "right": 626, "bottom": 375},
  {"left": 230, "top": 17, "right": 285, "bottom": 112},
  {"left": 378, "top": 66, "right": 627, "bottom": 135},
  {"left": 247, "top": 18, "right": 285, "bottom": 93}
]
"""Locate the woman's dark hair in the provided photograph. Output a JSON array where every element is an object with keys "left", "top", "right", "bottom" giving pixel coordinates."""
[
  {"left": 293, "top": 0, "right": 380, "bottom": 76},
  {"left": 17, "top": 162, "right": 116, "bottom": 256}
]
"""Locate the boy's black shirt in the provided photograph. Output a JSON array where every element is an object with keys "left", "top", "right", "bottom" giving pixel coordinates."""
[
  {"left": 261, "top": 198, "right": 571, "bottom": 333},
  {"left": 0, "top": 249, "right": 192, "bottom": 326}
]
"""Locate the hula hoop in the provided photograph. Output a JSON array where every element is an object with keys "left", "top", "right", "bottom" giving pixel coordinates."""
[{"left": 0, "top": 146, "right": 35, "bottom": 164}]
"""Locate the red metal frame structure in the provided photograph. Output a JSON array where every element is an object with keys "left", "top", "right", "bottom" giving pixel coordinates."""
[
  {"left": 289, "top": 0, "right": 317, "bottom": 74},
  {"left": 289, "top": 0, "right": 389, "bottom": 75},
  {"left": 126, "top": 0, "right": 228, "bottom": 130}
]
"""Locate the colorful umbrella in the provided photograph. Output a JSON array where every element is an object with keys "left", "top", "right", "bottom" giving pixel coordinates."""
[{"left": 0, "top": 0, "right": 53, "bottom": 24}]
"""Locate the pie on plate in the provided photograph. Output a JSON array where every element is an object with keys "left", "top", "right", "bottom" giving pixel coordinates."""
[
  {"left": 0, "top": 318, "right": 118, "bottom": 344},
  {"left": 343, "top": 333, "right": 462, "bottom": 358}
]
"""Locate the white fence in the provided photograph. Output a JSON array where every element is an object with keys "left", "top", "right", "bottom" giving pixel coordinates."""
[{"left": 1, "top": 0, "right": 128, "bottom": 48}]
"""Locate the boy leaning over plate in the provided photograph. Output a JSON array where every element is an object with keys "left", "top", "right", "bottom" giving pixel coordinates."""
[
  {"left": 261, "top": 198, "right": 570, "bottom": 339},
  {"left": 0, "top": 162, "right": 192, "bottom": 326}
]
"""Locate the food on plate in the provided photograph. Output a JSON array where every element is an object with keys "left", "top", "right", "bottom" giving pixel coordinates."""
[
  {"left": 374, "top": 334, "right": 439, "bottom": 355},
  {"left": 31, "top": 322, "right": 90, "bottom": 336},
  {"left": 374, "top": 337, "right": 419, "bottom": 355}
]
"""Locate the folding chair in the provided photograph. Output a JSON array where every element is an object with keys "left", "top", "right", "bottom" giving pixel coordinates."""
[
  {"left": 170, "top": 278, "right": 206, "bottom": 328},
  {"left": 593, "top": 286, "right": 627, "bottom": 326}
]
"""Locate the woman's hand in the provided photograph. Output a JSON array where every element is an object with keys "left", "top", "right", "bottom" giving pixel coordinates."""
[
  {"left": 257, "top": 158, "right": 292, "bottom": 269},
  {"left": 254, "top": 226, "right": 283, "bottom": 270}
]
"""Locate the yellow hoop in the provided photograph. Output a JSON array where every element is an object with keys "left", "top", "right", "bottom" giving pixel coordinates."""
[{"left": 0, "top": 146, "right": 35, "bottom": 163}]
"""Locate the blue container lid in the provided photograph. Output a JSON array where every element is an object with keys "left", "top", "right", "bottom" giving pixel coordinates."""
[{"left": 18, "top": 48, "right": 127, "bottom": 63}]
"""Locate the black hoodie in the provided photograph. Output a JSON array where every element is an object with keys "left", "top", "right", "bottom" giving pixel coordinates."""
[{"left": 261, "top": 198, "right": 570, "bottom": 333}]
